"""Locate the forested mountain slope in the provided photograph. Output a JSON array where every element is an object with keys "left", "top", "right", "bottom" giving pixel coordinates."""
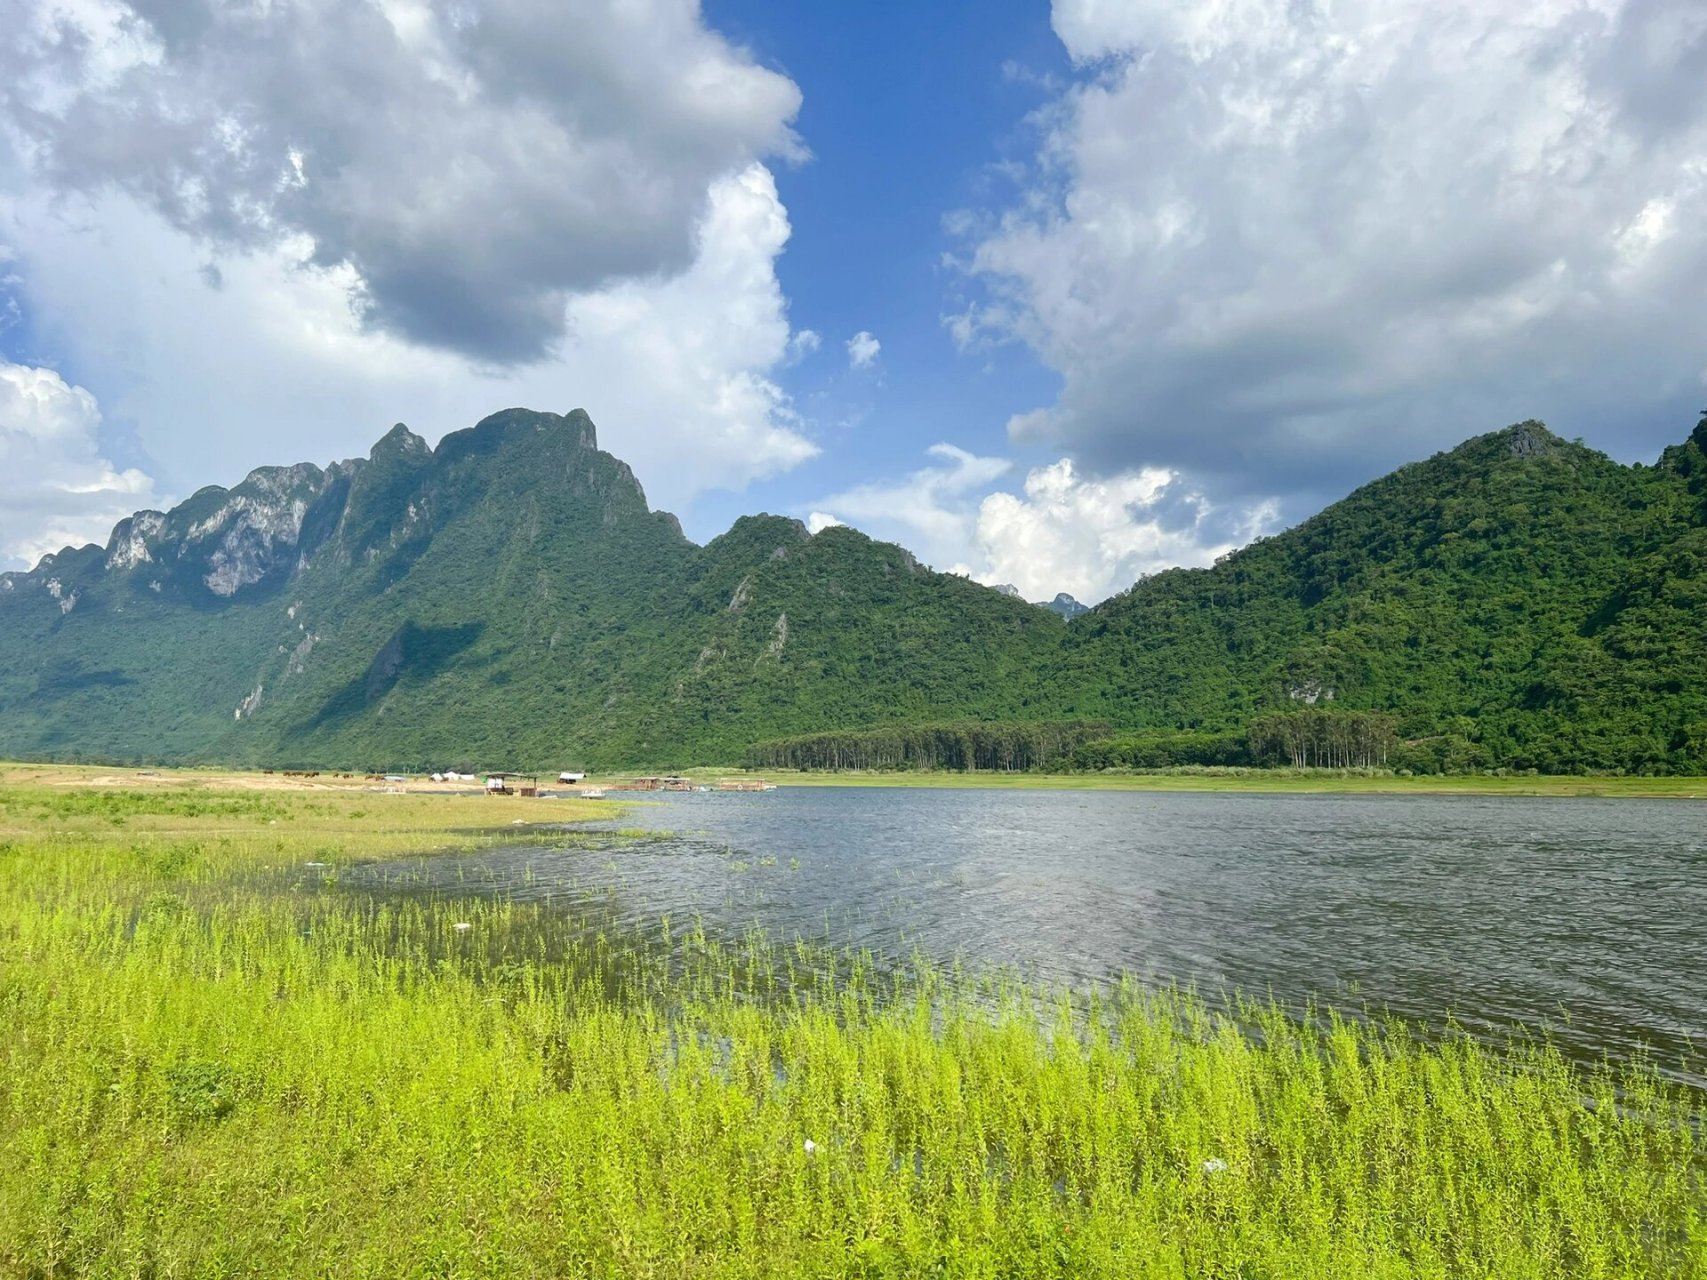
[
  {"left": 1, "top": 408, "right": 1703, "bottom": 772},
  {"left": 0, "top": 409, "right": 1062, "bottom": 768},
  {"left": 1050, "top": 419, "right": 1707, "bottom": 772}
]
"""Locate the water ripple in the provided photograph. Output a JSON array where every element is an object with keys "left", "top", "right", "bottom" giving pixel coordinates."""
[{"left": 341, "top": 788, "right": 1707, "bottom": 1080}]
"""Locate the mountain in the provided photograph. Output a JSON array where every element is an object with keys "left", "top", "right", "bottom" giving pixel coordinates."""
[
  {"left": 3, "top": 409, "right": 1705, "bottom": 774},
  {"left": 1044, "top": 419, "right": 1707, "bottom": 774},
  {"left": 0, "top": 409, "right": 1060, "bottom": 769},
  {"left": 988, "top": 584, "right": 1088, "bottom": 617}
]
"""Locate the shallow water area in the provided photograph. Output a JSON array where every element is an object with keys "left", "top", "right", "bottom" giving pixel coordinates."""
[{"left": 333, "top": 787, "right": 1707, "bottom": 1082}]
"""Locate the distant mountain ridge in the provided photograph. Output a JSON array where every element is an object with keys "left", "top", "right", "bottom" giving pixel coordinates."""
[
  {"left": 987, "top": 584, "right": 1087, "bottom": 616},
  {"left": 3, "top": 408, "right": 1705, "bottom": 774}
]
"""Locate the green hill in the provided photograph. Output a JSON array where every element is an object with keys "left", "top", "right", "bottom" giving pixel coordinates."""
[
  {"left": 1051, "top": 419, "right": 1707, "bottom": 773},
  {"left": 2, "top": 407, "right": 1703, "bottom": 774}
]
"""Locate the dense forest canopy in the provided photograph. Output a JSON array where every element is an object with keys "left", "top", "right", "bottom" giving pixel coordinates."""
[{"left": 2, "top": 409, "right": 1705, "bottom": 775}]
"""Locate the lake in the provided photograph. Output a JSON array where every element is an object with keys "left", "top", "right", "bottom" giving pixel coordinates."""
[{"left": 349, "top": 787, "right": 1707, "bottom": 1080}]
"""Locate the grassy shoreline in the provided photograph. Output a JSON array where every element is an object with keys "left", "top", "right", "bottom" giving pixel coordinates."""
[
  {"left": 5, "top": 758, "right": 1705, "bottom": 799},
  {"left": 0, "top": 773, "right": 1701, "bottom": 1275}
]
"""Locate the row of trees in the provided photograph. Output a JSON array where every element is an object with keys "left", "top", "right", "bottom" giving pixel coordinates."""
[
  {"left": 1069, "top": 730, "right": 1248, "bottom": 771},
  {"left": 745, "top": 720, "right": 1111, "bottom": 773},
  {"left": 749, "top": 711, "right": 1399, "bottom": 774},
  {"left": 1247, "top": 709, "right": 1398, "bottom": 769},
  {"left": 747, "top": 705, "right": 1701, "bottom": 777}
]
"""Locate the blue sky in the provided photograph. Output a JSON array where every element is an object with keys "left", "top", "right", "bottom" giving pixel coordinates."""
[
  {"left": 2, "top": 1, "right": 1704, "bottom": 599},
  {"left": 688, "top": 0, "right": 1063, "bottom": 531}
]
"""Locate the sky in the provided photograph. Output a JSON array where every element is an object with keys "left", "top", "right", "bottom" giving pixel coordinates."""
[{"left": 1, "top": 0, "right": 1703, "bottom": 602}]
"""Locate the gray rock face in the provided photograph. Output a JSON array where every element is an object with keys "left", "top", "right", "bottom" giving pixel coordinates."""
[
  {"left": 106, "top": 511, "right": 167, "bottom": 571},
  {"left": 1505, "top": 423, "right": 1553, "bottom": 458},
  {"left": 186, "top": 465, "right": 324, "bottom": 549},
  {"left": 1043, "top": 593, "right": 1090, "bottom": 619},
  {"left": 234, "top": 684, "right": 264, "bottom": 720},
  {"left": 3, "top": 409, "right": 662, "bottom": 616},
  {"left": 199, "top": 493, "right": 316, "bottom": 596},
  {"left": 284, "top": 630, "right": 317, "bottom": 678},
  {"left": 1287, "top": 680, "right": 1335, "bottom": 705},
  {"left": 762, "top": 611, "right": 789, "bottom": 661},
  {"left": 370, "top": 423, "right": 429, "bottom": 460}
]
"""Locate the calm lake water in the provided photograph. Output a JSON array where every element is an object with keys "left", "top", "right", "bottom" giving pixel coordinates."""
[{"left": 350, "top": 787, "right": 1707, "bottom": 1078}]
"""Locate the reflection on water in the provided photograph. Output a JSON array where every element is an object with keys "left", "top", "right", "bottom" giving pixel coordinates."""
[{"left": 336, "top": 788, "right": 1707, "bottom": 1079}]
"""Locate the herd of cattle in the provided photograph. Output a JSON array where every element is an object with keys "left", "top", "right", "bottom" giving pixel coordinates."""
[{"left": 264, "top": 770, "right": 391, "bottom": 780}]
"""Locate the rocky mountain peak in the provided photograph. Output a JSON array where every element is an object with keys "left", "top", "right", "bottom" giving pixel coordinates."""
[
  {"left": 564, "top": 408, "right": 598, "bottom": 451},
  {"left": 1502, "top": 421, "right": 1558, "bottom": 458},
  {"left": 986, "top": 582, "right": 1086, "bottom": 616},
  {"left": 371, "top": 423, "right": 429, "bottom": 461}
]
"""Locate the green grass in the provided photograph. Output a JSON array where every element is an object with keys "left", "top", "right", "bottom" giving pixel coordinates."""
[{"left": 0, "top": 778, "right": 1701, "bottom": 1277}]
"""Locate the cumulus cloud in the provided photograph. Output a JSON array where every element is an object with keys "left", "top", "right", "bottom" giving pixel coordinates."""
[
  {"left": 809, "top": 442, "right": 1009, "bottom": 571},
  {"left": 2, "top": 0, "right": 802, "bottom": 363},
  {"left": 957, "top": 0, "right": 1707, "bottom": 504},
  {"left": 971, "top": 459, "right": 1275, "bottom": 603},
  {"left": 845, "top": 330, "right": 881, "bottom": 369},
  {"left": 807, "top": 442, "right": 1269, "bottom": 602},
  {"left": 786, "top": 329, "right": 822, "bottom": 363},
  {"left": 558, "top": 164, "right": 819, "bottom": 505},
  {"left": 3, "top": 162, "right": 816, "bottom": 520},
  {"left": 805, "top": 511, "right": 843, "bottom": 534},
  {"left": 0, "top": 359, "right": 157, "bottom": 568}
]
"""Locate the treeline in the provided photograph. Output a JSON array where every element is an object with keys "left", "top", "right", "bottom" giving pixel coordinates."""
[
  {"left": 746, "top": 711, "right": 1396, "bottom": 774},
  {"left": 746, "top": 706, "right": 1692, "bottom": 777},
  {"left": 1069, "top": 730, "right": 1248, "bottom": 771},
  {"left": 1065, "top": 712, "right": 1397, "bottom": 772},
  {"left": 745, "top": 720, "right": 1112, "bottom": 773},
  {"left": 1248, "top": 709, "right": 1397, "bottom": 768}
]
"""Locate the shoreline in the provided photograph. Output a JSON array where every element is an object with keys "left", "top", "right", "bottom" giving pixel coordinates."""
[
  {"left": 686, "top": 767, "right": 1707, "bottom": 800},
  {"left": 3, "top": 759, "right": 1704, "bottom": 799}
]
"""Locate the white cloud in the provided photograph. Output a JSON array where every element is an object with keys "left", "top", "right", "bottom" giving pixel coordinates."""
[
  {"left": 558, "top": 164, "right": 819, "bottom": 504},
  {"left": 3, "top": 0, "right": 803, "bottom": 362},
  {"left": 0, "top": 359, "right": 158, "bottom": 568},
  {"left": 786, "top": 329, "right": 822, "bottom": 363},
  {"left": 3, "top": 162, "right": 815, "bottom": 528},
  {"left": 845, "top": 330, "right": 881, "bottom": 369},
  {"left": 971, "top": 459, "right": 1275, "bottom": 603},
  {"left": 958, "top": 0, "right": 1707, "bottom": 499},
  {"left": 809, "top": 442, "right": 1009, "bottom": 570},
  {"left": 0, "top": 0, "right": 824, "bottom": 553},
  {"left": 806, "top": 442, "right": 1272, "bottom": 603},
  {"left": 805, "top": 511, "right": 843, "bottom": 534}
]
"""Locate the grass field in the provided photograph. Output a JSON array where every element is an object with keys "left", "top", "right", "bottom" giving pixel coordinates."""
[{"left": 0, "top": 768, "right": 1701, "bottom": 1276}]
